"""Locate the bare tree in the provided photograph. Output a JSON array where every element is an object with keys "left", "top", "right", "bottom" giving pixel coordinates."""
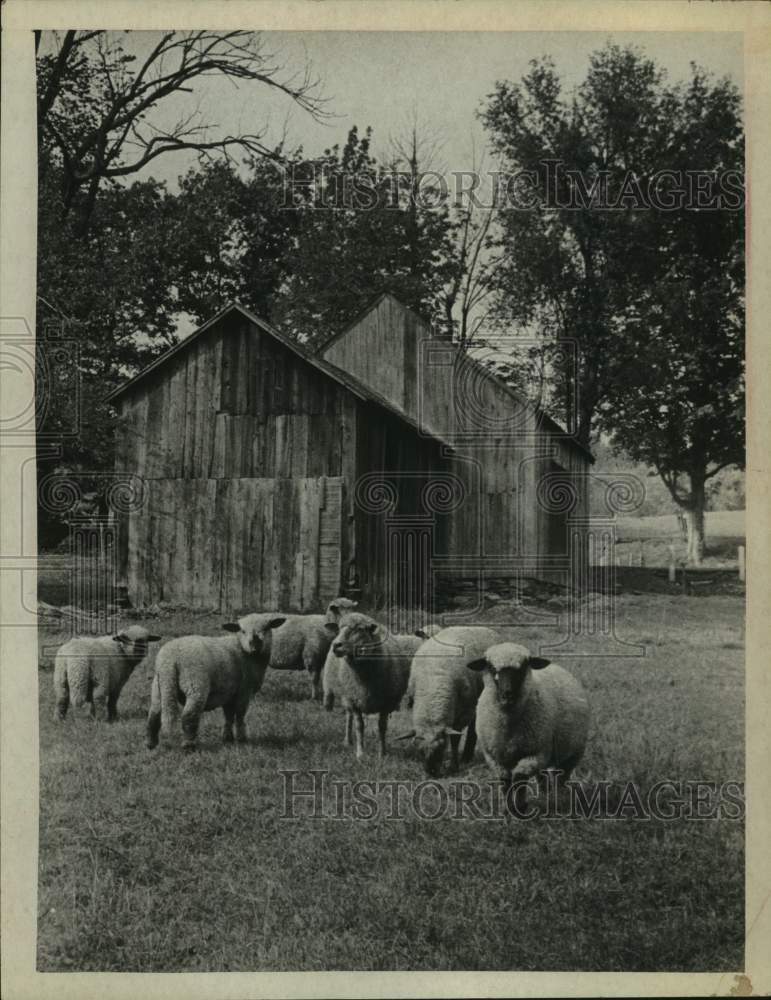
[
  {"left": 441, "top": 147, "right": 500, "bottom": 350},
  {"left": 37, "top": 30, "right": 330, "bottom": 229}
]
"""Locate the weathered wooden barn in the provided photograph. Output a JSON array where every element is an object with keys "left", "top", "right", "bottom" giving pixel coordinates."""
[{"left": 109, "top": 295, "right": 592, "bottom": 612}]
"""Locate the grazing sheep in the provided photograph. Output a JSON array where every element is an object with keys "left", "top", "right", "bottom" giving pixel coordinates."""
[
  {"left": 53, "top": 626, "right": 161, "bottom": 722},
  {"left": 323, "top": 616, "right": 431, "bottom": 759},
  {"left": 269, "top": 598, "right": 358, "bottom": 701},
  {"left": 468, "top": 642, "right": 589, "bottom": 796},
  {"left": 145, "top": 613, "right": 285, "bottom": 751},
  {"left": 399, "top": 626, "right": 501, "bottom": 776}
]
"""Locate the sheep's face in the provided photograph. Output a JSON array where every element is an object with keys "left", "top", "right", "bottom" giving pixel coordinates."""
[
  {"left": 222, "top": 613, "right": 287, "bottom": 655},
  {"left": 423, "top": 730, "right": 451, "bottom": 777},
  {"left": 468, "top": 643, "right": 550, "bottom": 708},
  {"left": 326, "top": 617, "right": 380, "bottom": 662},
  {"left": 112, "top": 626, "right": 161, "bottom": 661}
]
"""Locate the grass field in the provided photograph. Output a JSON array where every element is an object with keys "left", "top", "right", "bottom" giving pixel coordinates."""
[{"left": 36, "top": 587, "right": 745, "bottom": 973}]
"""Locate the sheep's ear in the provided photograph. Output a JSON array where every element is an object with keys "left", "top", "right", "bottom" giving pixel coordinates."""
[
  {"left": 466, "top": 657, "right": 488, "bottom": 672},
  {"left": 325, "top": 622, "right": 340, "bottom": 635},
  {"left": 528, "top": 656, "right": 550, "bottom": 670},
  {"left": 267, "top": 617, "right": 286, "bottom": 630},
  {"left": 112, "top": 633, "right": 129, "bottom": 643},
  {"left": 221, "top": 623, "right": 240, "bottom": 633},
  {"left": 414, "top": 627, "right": 429, "bottom": 639},
  {"left": 146, "top": 634, "right": 162, "bottom": 643}
]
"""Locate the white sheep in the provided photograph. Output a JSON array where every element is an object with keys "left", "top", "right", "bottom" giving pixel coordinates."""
[
  {"left": 398, "top": 626, "right": 501, "bottom": 776},
  {"left": 145, "top": 612, "right": 286, "bottom": 751},
  {"left": 468, "top": 642, "right": 590, "bottom": 798},
  {"left": 268, "top": 598, "right": 358, "bottom": 701},
  {"left": 322, "top": 615, "right": 432, "bottom": 758},
  {"left": 53, "top": 625, "right": 161, "bottom": 722}
]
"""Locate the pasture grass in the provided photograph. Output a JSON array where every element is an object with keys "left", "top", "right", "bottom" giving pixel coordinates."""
[{"left": 37, "top": 594, "right": 744, "bottom": 972}]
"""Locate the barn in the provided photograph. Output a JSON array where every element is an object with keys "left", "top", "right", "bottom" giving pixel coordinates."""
[{"left": 109, "top": 294, "right": 593, "bottom": 614}]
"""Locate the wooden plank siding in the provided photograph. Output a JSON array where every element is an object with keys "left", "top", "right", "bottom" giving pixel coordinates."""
[
  {"left": 321, "top": 293, "right": 591, "bottom": 584},
  {"left": 126, "top": 476, "right": 345, "bottom": 612},
  {"left": 115, "top": 297, "right": 592, "bottom": 613},
  {"left": 116, "top": 311, "right": 359, "bottom": 609}
]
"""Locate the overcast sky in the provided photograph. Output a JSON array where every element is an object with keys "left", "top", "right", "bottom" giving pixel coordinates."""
[{"left": 50, "top": 29, "right": 743, "bottom": 190}]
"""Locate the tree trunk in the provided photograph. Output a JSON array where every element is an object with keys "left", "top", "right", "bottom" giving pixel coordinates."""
[{"left": 683, "top": 474, "right": 706, "bottom": 566}]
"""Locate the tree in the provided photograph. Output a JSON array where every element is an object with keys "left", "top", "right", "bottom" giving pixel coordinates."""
[
  {"left": 167, "top": 156, "right": 300, "bottom": 324},
  {"left": 277, "top": 125, "right": 457, "bottom": 348},
  {"left": 481, "top": 45, "right": 673, "bottom": 444},
  {"left": 36, "top": 30, "right": 328, "bottom": 232},
  {"left": 480, "top": 44, "right": 744, "bottom": 562},
  {"left": 597, "top": 69, "right": 744, "bottom": 564}
]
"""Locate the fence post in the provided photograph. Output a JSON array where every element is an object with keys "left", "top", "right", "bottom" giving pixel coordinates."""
[
  {"left": 738, "top": 545, "right": 745, "bottom": 583},
  {"left": 668, "top": 545, "right": 676, "bottom": 584}
]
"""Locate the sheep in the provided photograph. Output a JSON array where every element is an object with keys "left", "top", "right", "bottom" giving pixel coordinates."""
[
  {"left": 467, "top": 642, "right": 589, "bottom": 803},
  {"left": 322, "top": 619, "right": 440, "bottom": 712},
  {"left": 53, "top": 625, "right": 161, "bottom": 722},
  {"left": 268, "top": 598, "right": 358, "bottom": 701},
  {"left": 398, "top": 626, "right": 501, "bottom": 776},
  {"left": 145, "top": 612, "right": 286, "bottom": 751},
  {"left": 322, "top": 615, "right": 433, "bottom": 759}
]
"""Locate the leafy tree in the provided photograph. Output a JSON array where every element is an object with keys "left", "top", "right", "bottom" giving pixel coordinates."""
[
  {"left": 481, "top": 43, "right": 744, "bottom": 563},
  {"left": 277, "top": 126, "right": 456, "bottom": 348},
  {"left": 167, "top": 156, "right": 300, "bottom": 324}
]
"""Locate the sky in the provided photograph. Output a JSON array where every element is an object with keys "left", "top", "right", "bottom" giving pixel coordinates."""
[{"left": 43, "top": 28, "right": 744, "bottom": 191}]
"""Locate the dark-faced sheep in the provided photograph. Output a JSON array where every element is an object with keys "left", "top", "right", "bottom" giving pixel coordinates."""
[
  {"left": 323, "top": 616, "right": 431, "bottom": 759},
  {"left": 468, "top": 642, "right": 590, "bottom": 796}
]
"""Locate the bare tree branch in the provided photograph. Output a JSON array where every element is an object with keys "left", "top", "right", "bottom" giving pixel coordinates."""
[{"left": 37, "top": 29, "right": 331, "bottom": 231}]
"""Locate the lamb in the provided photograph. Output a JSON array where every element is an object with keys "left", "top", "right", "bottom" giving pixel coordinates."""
[
  {"left": 145, "top": 612, "right": 286, "bottom": 751},
  {"left": 53, "top": 625, "right": 161, "bottom": 722},
  {"left": 322, "top": 615, "right": 433, "bottom": 759},
  {"left": 268, "top": 598, "right": 358, "bottom": 701},
  {"left": 398, "top": 626, "right": 501, "bottom": 776},
  {"left": 468, "top": 642, "right": 590, "bottom": 799}
]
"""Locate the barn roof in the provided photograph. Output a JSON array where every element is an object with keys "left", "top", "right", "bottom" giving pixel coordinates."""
[
  {"left": 322, "top": 292, "right": 594, "bottom": 465},
  {"left": 106, "top": 302, "right": 455, "bottom": 450}
]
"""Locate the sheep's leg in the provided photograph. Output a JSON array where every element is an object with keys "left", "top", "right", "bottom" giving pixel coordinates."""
[
  {"left": 146, "top": 676, "right": 162, "bottom": 749},
  {"left": 310, "top": 669, "right": 323, "bottom": 703},
  {"left": 353, "top": 712, "right": 366, "bottom": 759},
  {"left": 54, "top": 672, "right": 69, "bottom": 721},
  {"left": 107, "top": 693, "right": 119, "bottom": 723},
  {"left": 233, "top": 689, "right": 251, "bottom": 743},
  {"left": 91, "top": 685, "right": 109, "bottom": 722},
  {"left": 461, "top": 718, "right": 477, "bottom": 763},
  {"left": 449, "top": 733, "right": 461, "bottom": 773},
  {"left": 377, "top": 712, "right": 389, "bottom": 757},
  {"left": 234, "top": 710, "right": 248, "bottom": 744},
  {"left": 343, "top": 710, "right": 353, "bottom": 747},
  {"left": 222, "top": 703, "right": 236, "bottom": 744},
  {"left": 180, "top": 697, "right": 205, "bottom": 751}
]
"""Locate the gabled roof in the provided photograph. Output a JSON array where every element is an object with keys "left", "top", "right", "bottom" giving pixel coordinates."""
[
  {"left": 106, "top": 302, "right": 455, "bottom": 450},
  {"left": 319, "top": 292, "right": 594, "bottom": 464}
]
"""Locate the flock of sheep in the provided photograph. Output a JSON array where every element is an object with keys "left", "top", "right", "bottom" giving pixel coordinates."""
[{"left": 52, "top": 598, "right": 590, "bottom": 789}]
